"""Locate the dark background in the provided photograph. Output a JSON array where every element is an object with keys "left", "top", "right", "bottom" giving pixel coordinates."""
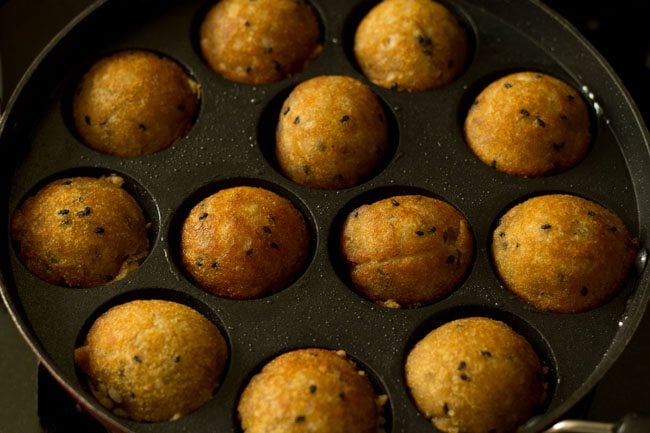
[{"left": 1, "top": 0, "right": 649, "bottom": 432}]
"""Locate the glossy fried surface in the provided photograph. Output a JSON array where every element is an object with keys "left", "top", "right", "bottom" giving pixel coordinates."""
[
  {"left": 11, "top": 175, "right": 149, "bottom": 287},
  {"left": 75, "top": 299, "right": 228, "bottom": 422}
]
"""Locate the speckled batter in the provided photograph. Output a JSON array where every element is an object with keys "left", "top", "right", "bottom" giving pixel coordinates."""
[
  {"left": 238, "top": 348, "right": 385, "bottom": 433},
  {"left": 464, "top": 72, "right": 591, "bottom": 177},
  {"left": 10, "top": 175, "right": 149, "bottom": 287},
  {"left": 181, "top": 186, "right": 309, "bottom": 299},
  {"left": 73, "top": 50, "right": 200, "bottom": 158},
  {"left": 74, "top": 299, "right": 228, "bottom": 422},
  {"left": 276, "top": 75, "right": 389, "bottom": 189},
  {"left": 200, "top": 0, "right": 321, "bottom": 84},
  {"left": 354, "top": 0, "right": 467, "bottom": 92},
  {"left": 492, "top": 194, "right": 637, "bottom": 312},
  {"left": 341, "top": 195, "right": 474, "bottom": 308},
  {"left": 405, "top": 317, "right": 545, "bottom": 433}
]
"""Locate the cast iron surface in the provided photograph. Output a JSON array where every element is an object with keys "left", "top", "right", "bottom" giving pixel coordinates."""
[{"left": 1, "top": 0, "right": 649, "bottom": 432}]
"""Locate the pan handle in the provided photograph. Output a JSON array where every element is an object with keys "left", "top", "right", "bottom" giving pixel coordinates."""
[{"left": 544, "top": 413, "right": 650, "bottom": 433}]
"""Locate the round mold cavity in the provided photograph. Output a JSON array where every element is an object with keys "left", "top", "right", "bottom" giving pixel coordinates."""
[
  {"left": 9, "top": 166, "right": 159, "bottom": 288},
  {"left": 257, "top": 80, "right": 400, "bottom": 190},
  {"left": 232, "top": 346, "right": 393, "bottom": 433},
  {"left": 190, "top": 0, "right": 326, "bottom": 86},
  {"left": 73, "top": 287, "right": 232, "bottom": 423},
  {"left": 62, "top": 48, "right": 202, "bottom": 158},
  {"left": 342, "top": 0, "right": 478, "bottom": 92},
  {"left": 329, "top": 185, "right": 476, "bottom": 309},
  {"left": 457, "top": 69, "right": 599, "bottom": 177},
  {"left": 167, "top": 177, "right": 317, "bottom": 300},
  {"left": 488, "top": 190, "right": 639, "bottom": 313},
  {"left": 403, "top": 305, "right": 558, "bottom": 428}
]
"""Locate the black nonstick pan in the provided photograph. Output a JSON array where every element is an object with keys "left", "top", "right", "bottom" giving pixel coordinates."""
[{"left": 1, "top": 0, "right": 649, "bottom": 432}]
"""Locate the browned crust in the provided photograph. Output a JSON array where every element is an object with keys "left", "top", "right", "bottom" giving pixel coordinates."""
[
  {"left": 200, "top": 0, "right": 321, "bottom": 84},
  {"left": 405, "top": 317, "right": 545, "bottom": 433},
  {"left": 180, "top": 186, "right": 309, "bottom": 299},
  {"left": 492, "top": 194, "right": 638, "bottom": 313},
  {"left": 73, "top": 50, "right": 199, "bottom": 158},
  {"left": 354, "top": 0, "right": 467, "bottom": 92},
  {"left": 276, "top": 75, "right": 389, "bottom": 189},
  {"left": 238, "top": 348, "right": 380, "bottom": 433},
  {"left": 464, "top": 72, "right": 591, "bottom": 177},
  {"left": 74, "top": 299, "right": 228, "bottom": 422},
  {"left": 10, "top": 175, "right": 149, "bottom": 287},
  {"left": 341, "top": 195, "right": 474, "bottom": 307}
]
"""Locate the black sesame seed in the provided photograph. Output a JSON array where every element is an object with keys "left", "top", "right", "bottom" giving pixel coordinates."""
[
  {"left": 458, "top": 361, "right": 467, "bottom": 370},
  {"left": 520, "top": 109, "right": 530, "bottom": 117},
  {"left": 77, "top": 207, "right": 92, "bottom": 217},
  {"left": 567, "top": 94, "right": 575, "bottom": 101},
  {"left": 499, "top": 232, "right": 506, "bottom": 238},
  {"left": 270, "top": 242, "right": 279, "bottom": 249},
  {"left": 133, "top": 355, "right": 142, "bottom": 363},
  {"left": 295, "top": 415, "right": 306, "bottom": 424},
  {"left": 353, "top": 211, "right": 359, "bottom": 219},
  {"left": 535, "top": 73, "right": 544, "bottom": 78},
  {"left": 340, "top": 115, "right": 350, "bottom": 123},
  {"left": 588, "top": 211, "right": 596, "bottom": 217},
  {"left": 63, "top": 180, "right": 73, "bottom": 185},
  {"left": 552, "top": 142, "right": 565, "bottom": 151},
  {"left": 173, "top": 355, "right": 181, "bottom": 363},
  {"left": 177, "top": 104, "right": 186, "bottom": 112},
  {"left": 481, "top": 350, "right": 492, "bottom": 357},
  {"left": 244, "top": 20, "right": 251, "bottom": 26},
  {"left": 446, "top": 255, "right": 456, "bottom": 264},
  {"left": 428, "top": 226, "right": 436, "bottom": 233},
  {"left": 211, "top": 261, "right": 220, "bottom": 269},
  {"left": 443, "top": 403, "right": 450, "bottom": 415},
  {"left": 339, "top": 392, "right": 346, "bottom": 400},
  {"left": 460, "top": 373, "right": 471, "bottom": 381},
  {"left": 196, "top": 260, "right": 203, "bottom": 267},
  {"left": 138, "top": 123, "right": 147, "bottom": 131},
  {"left": 198, "top": 212, "right": 209, "bottom": 220},
  {"left": 309, "top": 385, "right": 317, "bottom": 393},
  {"left": 302, "top": 164, "right": 311, "bottom": 174},
  {"left": 84, "top": 115, "right": 91, "bottom": 125},
  {"left": 273, "top": 60, "right": 283, "bottom": 72},
  {"left": 415, "top": 230, "right": 424, "bottom": 237},
  {"left": 560, "top": 113, "right": 568, "bottom": 120},
  {"left": 246, "top": 249, "right": 254, "bottom": 256},
  {"left": 263, "top": 226, "right": 272, "bottom": 234},
  {"left": 580, "top": 287, "right": 589, "bottom": 296},
  {"left": 294, "top": 116, "right": 300, "bottom": 125},
  {"left": 609, "top": 226, "right": 618, "bottom": 233},
  {"left": 535, "top": 118, "right": 546, "bottom": 127},
  {"left": 416, "top": 34, "right": 432, "bottom": 46},
  {"left": 283, "top": 106, "right": 291, "bottom": 116},
  {"left": 94, "top": 227, "right": 105, "bottom": 234},
  {"left": 391, "top": 199, "right": 400, "bottom": 207},
  {"left": 246, "top": 65, "right": 252, "bottom": 74},
  {"left": 504, "top": 83, "right": 512, "bottom": 89},
  {"left": 58, "top": 209, "right": 70, "bottom": 215},
  {"left": 540, "top": 224, "right": 552, "bottom": 230}
]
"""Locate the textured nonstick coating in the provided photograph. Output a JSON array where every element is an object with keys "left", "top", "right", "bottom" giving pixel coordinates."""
[{"left": 1, "top": 0, "right": 649, "bottom": 432}]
